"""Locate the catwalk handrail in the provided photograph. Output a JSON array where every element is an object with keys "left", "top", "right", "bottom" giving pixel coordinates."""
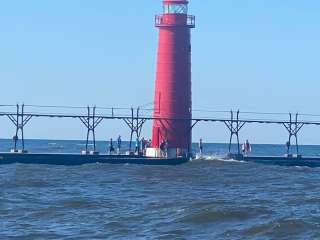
[
  {"left": 1, "top": 111, "right": 320, "bottom": 126},
  {"left": 0, "top": 105, "right": 317, "bottom": 155}
]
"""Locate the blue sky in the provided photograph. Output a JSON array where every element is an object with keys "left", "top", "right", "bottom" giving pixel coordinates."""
[{"left": 0, "top": 0, "right": 320, "bottom": 144}]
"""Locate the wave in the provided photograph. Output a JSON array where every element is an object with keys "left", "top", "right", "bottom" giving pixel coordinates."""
[
  {"left": 194, "top": 154, "right": 246, "bottom": 163},
  {"left": 178, "top": 207, "right": 271, "bottom": 225},
  {"left": 76, "top": 143, "right": 94, "bottom": 146},
  {"left": 239, "top": 218, "right": 312, "bottom": 238}
]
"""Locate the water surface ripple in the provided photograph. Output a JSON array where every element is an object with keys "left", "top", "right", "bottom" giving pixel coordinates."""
[{"left": 1, "top": 141, "right": 320, "bottom": 239}]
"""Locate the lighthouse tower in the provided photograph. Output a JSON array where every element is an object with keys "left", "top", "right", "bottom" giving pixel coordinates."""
[{"left": 149, "top": 0, "right": 195, "bottom": 158}]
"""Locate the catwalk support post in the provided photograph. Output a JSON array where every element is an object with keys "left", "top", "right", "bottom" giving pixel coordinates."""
[
  {"left": 79, "top": 106, "right": 103, "bottom": 154},
  {"left": 6, "top": 104, "right": 32, "bottom": 153},
  {"left": 224, "top": 110, "right": 246, "bottom": 154},
  {"left": 283, "top": 113, "right": 304, "bottom": 156},
  {"left": 123, "top": 107, "right": 147, "bottom": 153}
]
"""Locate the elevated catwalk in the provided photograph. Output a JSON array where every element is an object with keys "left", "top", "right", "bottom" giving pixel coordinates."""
[
  {"left": 3, "top": 105, "right": 320, "bottom": 167},
  {"left": 228, "top": 154, "right": 320, "bottom": 168},
  {"left": 0, "top": 153, "right": 189, "bottom": 166}
]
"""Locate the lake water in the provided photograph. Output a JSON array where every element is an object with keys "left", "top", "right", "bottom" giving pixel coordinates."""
[{"left": 1, "top": 139, "right": 320, "bottom": 239}]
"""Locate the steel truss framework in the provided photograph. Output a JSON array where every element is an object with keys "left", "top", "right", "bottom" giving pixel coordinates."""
[{"left": 0, "top": 105, "right": 318, "bottom": 154}]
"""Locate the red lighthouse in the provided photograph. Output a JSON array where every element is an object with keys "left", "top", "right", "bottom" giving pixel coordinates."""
[{"left": 149, "top": 0, "right": 195, "bottom": 157}]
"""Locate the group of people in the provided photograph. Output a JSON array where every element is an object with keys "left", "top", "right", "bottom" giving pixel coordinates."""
[
  {"left": 198, "top": 138, "right": 297, "bottom": 156},
  {"left": 135, "top": 137, "right": 152, "bottom": 155},
  {"left": 106, "top": 136, "right": 254, "bottom": 157},
  {"left": 241, "top": 139, "right": 252, "bottom": 155},
  {"left": 108, "top": 135, "right": 122, "bottom": 155},
  {"left": 108, "top": 135, "right": 151, "bottom": 155},
  {"left": 199, "top": 138, "right": 252, "bottom": 156}
]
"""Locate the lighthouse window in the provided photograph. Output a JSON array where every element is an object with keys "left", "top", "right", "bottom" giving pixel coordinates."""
[{"left": 163, "top": 4, "right": 188, "bottom": 14}]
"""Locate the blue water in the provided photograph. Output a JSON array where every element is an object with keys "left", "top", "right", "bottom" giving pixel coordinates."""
[{"left": 1, "top": 139, "right": 320, "bottom": 239}]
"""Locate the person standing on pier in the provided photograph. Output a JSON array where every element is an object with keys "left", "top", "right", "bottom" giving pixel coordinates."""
[
  {"left": 160, "top": 140, "right": 165, "bottom": 157},
  {"left": 109, "top": 138, "right": 115, "bottom": 155},
  {"left": 164, "top": 139, "right": 169, "bottom": 158},
  {"left": 286, "top": 141, "right": 291, "bottom": 155},
  {"left": 199, "top": 138, "right": 204, "bottom": 155},
  {"left": 243, "top": 139, "right": 251, "bottom": 156},
  {"left": 159, "top": 139, "right": 169, "bottom": 158},
  {"left": 141, "top": 137, "right": 147, "bottom": 156},
  {"left": 241, "top": 143, "right": 246, "bottom": 155},
  {"left": 117, "top": 135, "right": 122, "bottom": 155},
  {"left": 135, "top": 137, "right": 140, "bottom": 155}
]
